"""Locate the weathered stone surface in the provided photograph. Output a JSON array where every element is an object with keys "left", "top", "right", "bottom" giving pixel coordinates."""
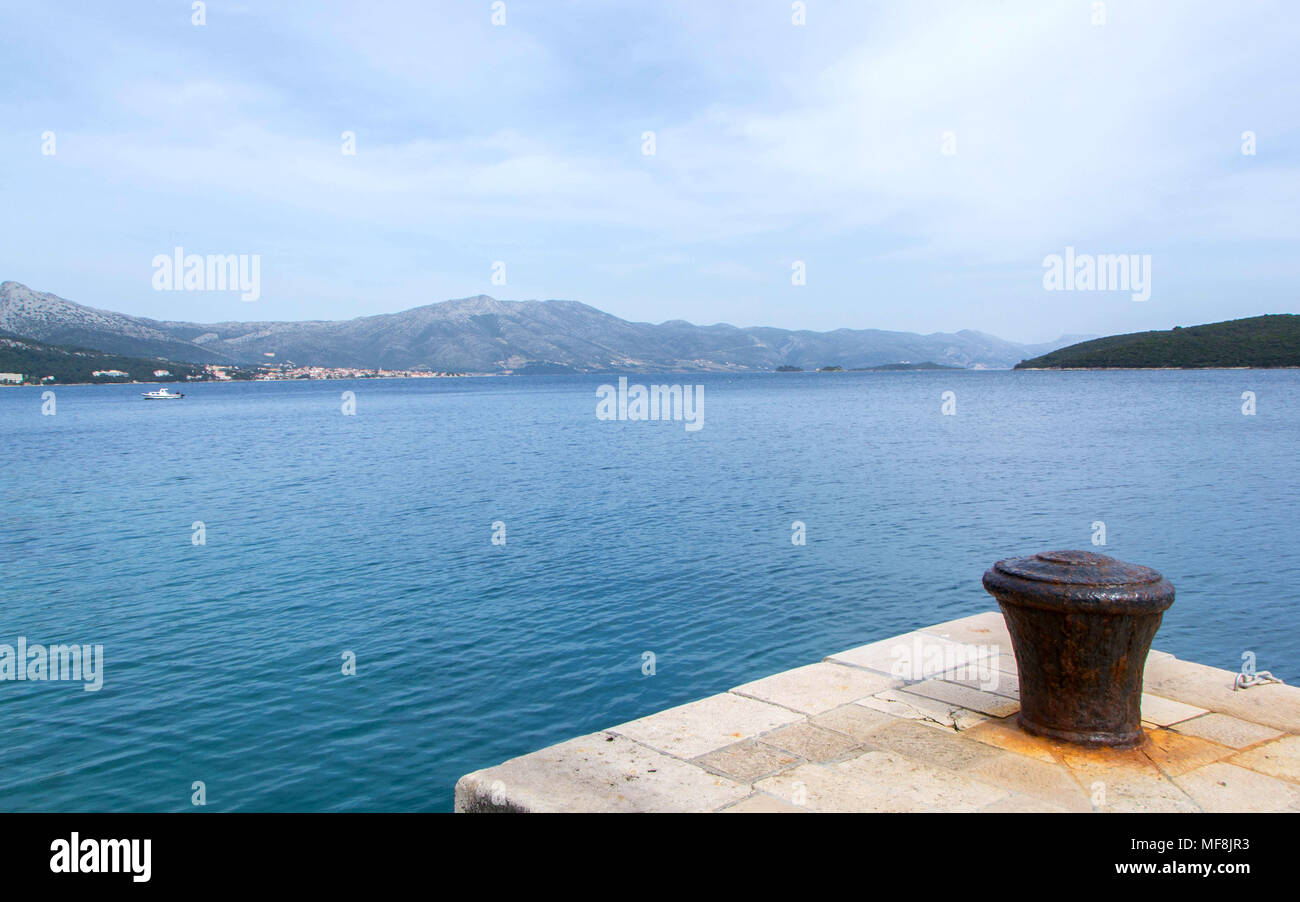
[
  {"left": 966, "top": 751, "right": 1094, "bottom": 812},
  {"left": 1139, "top": 693, "right": 1208, "bottom": 727},
  {"left": 858, "top": 689, "right": 989, "bottom": 731},
  {"left": 1142, "top": 657, "right": 1300, "bottom": 732},
  {"left": 862, "top": 717, "right": 1000, "bottom": 771},
  {"left": 731, "top": 661, "right": 899, "bottom": 715},
  {"left": 987, "top": 652, "right": 1020, "bottom": 675},
  {"left": 920, "top": 610, "right": 1014, "bottom": 650},
  {"left": 1172, "top": 713, "right": 1284, "bottom": 749},
  {"left": 755, "top": 762, "right": 898, "bottom": 812},
  {"left": 809, "top": 702, "right": 897, "bottom": 743},
  {"left": 901, "top": 679, "right": 1021, "bottom": 717},
  {"left": 719, "top": 792, "right": 806, "bottom": 813},
  {"left": 945, "top": 668, "right": 1020, "bottom": 699},
  {"left": 1175, "top": 762, "right": 1300, "bottom": 812},
  {"left": 1139, "top": 727, "right": 1236, "bottom": 776},
  {"left": 1230, "top": 735, "right": 1300, "bottom": 783},
  {"left": 610, "top": 692, "right": 803, "bottom": 759},
  {"left": 694, "top": 739, "right": 798, "bottom": 782},
  {"left": 455, "top": 612, "right": 1293, "bottom": 812},
  {"left": 1054, "top": 743, "right": 1198, "bottom": 812},
  {"left": 979, "top": 793, "right": 1071, "bottom": 812},
  {"left": 826, "top": 631, "right": 994, "bottom": 681},
  {"left": 836, "top": 750, "right": 1009, "bottom": 811},
  {"left": 454, "top": 733, "right": 749, "bottom": 812},
  {"left": 754, "top": 752, "right": 1012, "bottom": 813},
  {"left": 964, "top": 718, "right": 1061, "bottom": 764},
  {"left": 759, "top": 721, "right": 861, "bottom": 762}
]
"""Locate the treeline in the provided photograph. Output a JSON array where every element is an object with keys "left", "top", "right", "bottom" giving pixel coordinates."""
[
  {"left": 0, "top": 332, "right": 207, "bottom": 384},
  {"left": 1016, "top": 315, "right": 1300, "bottom": 369}
]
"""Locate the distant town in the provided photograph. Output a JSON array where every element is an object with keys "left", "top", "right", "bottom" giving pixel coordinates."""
[
  {"left": 0, "top": 360, "right": 469, "bottom": 387},
  {"left": 233, "top": 364, "right": 467, "bottom": 382}
]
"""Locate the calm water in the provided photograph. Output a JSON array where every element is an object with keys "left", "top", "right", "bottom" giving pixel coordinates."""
[{"left": 1, "top": 371, "right": 1297, "bottom": 811}]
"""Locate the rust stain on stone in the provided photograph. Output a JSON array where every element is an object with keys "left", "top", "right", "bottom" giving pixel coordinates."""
[
  {"left": 1140, "top": 727, "right": 1236, "bottom": 776},
  {"left": 965, "top": 719, "right": 1063, "bottom": 764}
]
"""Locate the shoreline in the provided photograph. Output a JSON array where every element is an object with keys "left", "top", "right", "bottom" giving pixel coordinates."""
[
  {"left": 6, "top": 365, "right": 1300, "bottom": 388},
  {"left": 1015, "top": 365, "right": 1300, "bottom": 371}
]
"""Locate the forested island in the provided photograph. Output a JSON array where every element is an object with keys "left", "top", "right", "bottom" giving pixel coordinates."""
[{"left": 1015, "top": 315, "right": 1300, "bottom": 369}]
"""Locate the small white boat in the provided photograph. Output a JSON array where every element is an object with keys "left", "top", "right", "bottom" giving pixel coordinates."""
[{"left": 142, "top": 387, "right": 185, "bottom": 400}]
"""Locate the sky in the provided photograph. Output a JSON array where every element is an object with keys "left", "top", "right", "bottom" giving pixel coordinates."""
[{"left": 0, "top": 0, "right": 1297, "bottom": 343}]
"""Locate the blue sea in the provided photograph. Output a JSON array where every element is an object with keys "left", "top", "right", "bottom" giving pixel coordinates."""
[{"left": 1, "top": 371, "right": 1297, "bottom": 811}]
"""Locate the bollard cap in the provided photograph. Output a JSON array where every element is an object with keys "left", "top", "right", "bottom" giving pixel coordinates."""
[{"left": 982, "top": 549, "right": 1175, "bottom": 614}]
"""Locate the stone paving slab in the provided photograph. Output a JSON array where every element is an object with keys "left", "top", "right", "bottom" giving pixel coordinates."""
[
  {"left": 825, "top": 630, "right": 997, "bottom": 680},
  {"left": 1171, "top": 713, "right": 1284, "bottom": 749},
  {"left": 979, "top": 793, "right": 1072, "bottom": 813},
  {"left": 1142, "top": 656, "right": 1300, "bottom": 733},
  {"left": 1139, "top": 693, "right": 1209, "bottom": 727},
  {"left": 836, "top": 750, "right": 1010, "bottom": 811},
  {"left": 946, "top": 668, "right": 1020, "bottom": 699},
  {"left": 808, "top": 702, "right": 897, "bottom": 742},
  {"left": 1174, "top": 762, "right": 1300, "bottom": 813},
  {"left": 1230, "top": 735, "right": 1300, "bottom": 783},
  {"left": 858, "top": 688, "right": 991, "bottom": 731},
  {"left": 920, "top": 610, "right": 1014, "bottom": 650},
  {"left": 731, "top": 661, "right": 900, "bottom": 715},
  {"left": 694, "top": 739, "right": 799, "bottom": 782},
  {"left": 453, "top": 732, "right": 750, "bottom": 812},
  {"left": 966, "top": 750, "right": 1095, "bottom": 812},
  {"left": 1140, "top": 727, "right": 1237, "bottom": 776},
  {"left": 609, "top": 691, "right": 803, "bottom": 759},
  {"left": 862, "top": 718, "right": 1004, "bottom": 772},
  {"left": 719, "top": 792, "right": 806, "bottom": 813},
  {"left": 455, "top": 611, "right": 1299, "bottom": 813},
  {"left": 1053, "top": 744, "right": 1200, "bottom": 813},
  {"left": 901, "top": 678, "right": 1021, "bottom": 717},
  {"left": 759, "top": 721, "right": 862, "bottom": 762},
  {"left": 755, "top": 762, "right": 901, "bottom": 813},
  {"left": 964, "top": 717, "right": 1061, "bottom": 763}
]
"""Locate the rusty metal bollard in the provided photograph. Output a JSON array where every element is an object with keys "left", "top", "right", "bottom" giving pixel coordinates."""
[{"left": 982, "top": 550, "right": 1175, "bottom": 749}]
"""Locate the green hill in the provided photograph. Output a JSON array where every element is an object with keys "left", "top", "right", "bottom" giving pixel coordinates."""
[
  {"left": 0, "top": 332, "right": 207, "bottom": 384},
  {"left": 1015, "top": 314, "right": 1300, "bottom": 369}
]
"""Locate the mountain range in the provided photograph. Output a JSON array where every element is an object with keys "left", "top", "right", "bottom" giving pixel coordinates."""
[{"left": 0, "top": 281, "right": 1088, "bottom": 372}]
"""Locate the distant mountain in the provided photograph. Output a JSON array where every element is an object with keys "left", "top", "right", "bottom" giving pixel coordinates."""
[
  {"left": 0, "top": 331, "right": 206, "bottom": 384},
  {"left": 0, "top": 282, "right": 228, "bottom": 364},
  {"left": 1015, "top": 315, "right": 1300, "bottom": 369},
  {"left": 0, "top": 281, "right": 1085, "bottom": 372}
]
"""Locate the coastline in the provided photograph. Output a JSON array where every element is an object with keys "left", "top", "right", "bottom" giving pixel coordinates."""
[
  {"left": 1014, "top": 365, "right": 1300, "bottom": 371},
  {"left": 8, "top": 365, "right": 1300, "bottom": 387}
]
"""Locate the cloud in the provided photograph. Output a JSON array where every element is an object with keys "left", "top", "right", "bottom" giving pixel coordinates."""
[{"left": 1, "top": 0, "right": 1297, "bottom": 338}]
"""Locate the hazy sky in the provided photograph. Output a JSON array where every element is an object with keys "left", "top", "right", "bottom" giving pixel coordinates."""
[{"left": 1, "top": 0, "right": 1297, "bottom": 342}]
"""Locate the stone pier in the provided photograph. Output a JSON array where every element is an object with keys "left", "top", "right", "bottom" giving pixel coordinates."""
[{"left": 454, "top": 611, "right": 1300, "bottom": 812}]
